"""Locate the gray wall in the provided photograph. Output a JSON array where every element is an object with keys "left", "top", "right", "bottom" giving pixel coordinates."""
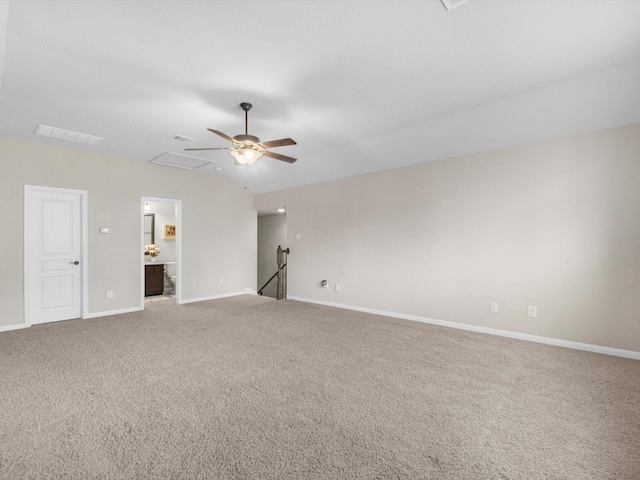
[
  {"left": 255, "top": 123, "right": 640, "bottom": 352},
  {"left": 1, "top": 138, "right": 256, "bottom": 326}
]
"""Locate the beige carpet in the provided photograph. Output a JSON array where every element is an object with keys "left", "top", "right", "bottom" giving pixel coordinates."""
[{"left": 1, "top": 295, "right": 638, "bottom": 479}]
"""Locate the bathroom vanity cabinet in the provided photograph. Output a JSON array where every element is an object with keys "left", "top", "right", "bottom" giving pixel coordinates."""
[{"left": 145, "top": 263, "right": 165, "bottom": 296}]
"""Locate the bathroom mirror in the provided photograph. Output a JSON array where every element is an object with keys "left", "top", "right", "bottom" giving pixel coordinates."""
[{"left": 144, "top": 213, "right": 155, "bottom": 245}]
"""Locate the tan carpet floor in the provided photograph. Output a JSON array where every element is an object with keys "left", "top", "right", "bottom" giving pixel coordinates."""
[{"left": 1, "top": 295, "right": 639, "bottom": 479}]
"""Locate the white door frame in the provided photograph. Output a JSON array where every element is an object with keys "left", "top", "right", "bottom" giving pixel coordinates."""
[
  {"left": 141, "top": 197, "right": 182, "bottom": 306},
  {"left": 24, "top": 185, "right": 88, "bottom": 327}
]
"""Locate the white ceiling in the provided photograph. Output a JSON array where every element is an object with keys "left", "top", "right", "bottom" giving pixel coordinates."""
[{"left": 1, "top": 0, "right": 640, "bottom": 194}]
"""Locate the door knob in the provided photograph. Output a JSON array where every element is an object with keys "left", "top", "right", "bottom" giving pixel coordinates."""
[{"left": 69, "top": 261, "right": 80, "bottom": 265}]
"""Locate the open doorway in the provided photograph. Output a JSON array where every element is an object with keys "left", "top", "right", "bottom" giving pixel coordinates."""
[
  {"left": 257, "top": 207, "right": 287, "bottom": 298},
  {"left": 141, "top": 197, "right": 182, "bottom": 306}
]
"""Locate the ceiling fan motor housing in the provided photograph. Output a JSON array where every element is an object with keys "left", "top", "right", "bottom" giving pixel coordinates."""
[{"left": 234, "top": 134, "right": 261, "bottom": 145}]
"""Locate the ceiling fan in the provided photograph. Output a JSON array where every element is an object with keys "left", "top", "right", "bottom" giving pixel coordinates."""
[{"left": 185, "top": 102, "right": 297, "bottom": 165}]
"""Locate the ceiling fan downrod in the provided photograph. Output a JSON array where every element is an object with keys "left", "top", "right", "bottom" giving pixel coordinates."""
[{"left": 240, "top": 102, "right": 252, "bottom": 135}]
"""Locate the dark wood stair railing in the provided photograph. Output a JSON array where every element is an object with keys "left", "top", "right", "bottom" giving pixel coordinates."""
[
  {"left": 258, "top": 245, "right": 290, "bottom": 300},
  {"left": 258, "top": 263, "right": 286, "bottom": 297}
]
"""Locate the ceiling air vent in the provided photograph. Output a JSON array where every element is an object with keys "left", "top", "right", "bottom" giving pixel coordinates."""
[
  {"left": 35, "top": 124, "right": 103, "bottom": 145},
  {"left": 441, "top": 0, "right": 470, "bottom": 11},
  {"left": 149, "top": 152, "right": 213, "bottom": 170},
  {"left": 171, "top": 135, "right": 198, "bottom": 143}
]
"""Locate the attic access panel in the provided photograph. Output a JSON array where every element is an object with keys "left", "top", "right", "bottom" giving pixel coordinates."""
[{"left": 149, "top": 152, "right": 213, "bottom": 170}]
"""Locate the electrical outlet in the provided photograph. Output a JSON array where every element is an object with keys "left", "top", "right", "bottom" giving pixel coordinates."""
[
  {"left": 296, "top": 233, "right": 302, "bottom": 240},
  {"left": 219, "top": 278, "right": 224, "bottom": 285},
  {"left": 335, "top": 283, "right": 341, "bottom": 292},
  {"left": 106, "top": 290, "right": 113, "bottom": 299},
  {"left": 528, "top": 306, "right": 537, "bottom": 318},
  {"left": 490, "top": 302, "right": 498, "bottom": 313}
]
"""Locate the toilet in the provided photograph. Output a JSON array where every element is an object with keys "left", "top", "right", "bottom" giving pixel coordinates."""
[{"left": 163, "top": 263, "right": 177, "bottom": 296}]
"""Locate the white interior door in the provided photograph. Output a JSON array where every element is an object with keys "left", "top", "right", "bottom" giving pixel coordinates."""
[{"left": 26, "top": 187, "right": 83, "bottom": 325}]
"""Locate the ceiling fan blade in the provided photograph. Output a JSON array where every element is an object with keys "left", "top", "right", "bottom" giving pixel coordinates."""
[
  {"left": 184, "top": 147, "right": 231, "bottom": 151},
  {"left": 263, "top": 150, "right": 297, "bottom": 164},
  {"left": 207, "top": 129, "right": 235, "bottom": 143},
  {"left": 260, "top": 138, "right": 297, "bottom": 149}
]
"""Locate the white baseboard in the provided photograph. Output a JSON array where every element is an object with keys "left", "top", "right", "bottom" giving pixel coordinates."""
[
  {"left": 1, "top": 307, "right": 144, "bottom": 330},
  {"left": 180, "top": 291, "right": 251, "bottom": 304},
  {"left": 288, "top": 296, "right": 640, "bottom": 360},
  {"left": 5, "top": 292, "right": 259, "bottom": 329},
  {"left": 0, "top": 323, "right": 27, "bottom": 333},
  {"left": 1, "top": 307, "right": 144, "bottom": 331},
  {"left": 84, "top": 306, "right": 143, "bottom": 319}
]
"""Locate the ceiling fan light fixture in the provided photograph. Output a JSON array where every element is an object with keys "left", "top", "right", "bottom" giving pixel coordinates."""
[
  {"left": 230, "top": 146, "right": 263, "bottom": 165},
  {"left": 186, "top": 102, "right": 297, "bottom": 164}
]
